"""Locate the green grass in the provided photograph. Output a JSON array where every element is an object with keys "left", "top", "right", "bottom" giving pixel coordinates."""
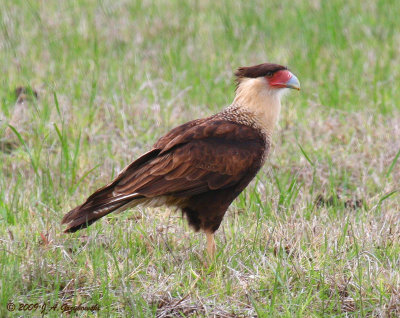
[{"left": 1, "top": 0, "right": 400, "bottom": 316}]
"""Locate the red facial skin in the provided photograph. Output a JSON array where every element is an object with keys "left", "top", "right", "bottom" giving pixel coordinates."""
[{"left": 266, "top": 70, "right": 293, "bottom": 88}]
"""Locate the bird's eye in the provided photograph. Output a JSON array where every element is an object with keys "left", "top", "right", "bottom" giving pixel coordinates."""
[{"left": 266, "top": 71, "right": 273, "bottom": 77}]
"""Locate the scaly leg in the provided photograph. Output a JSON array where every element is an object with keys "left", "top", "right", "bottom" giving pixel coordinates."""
[{"left": 206, "top": 232, "right": 216, "bottom": 258}]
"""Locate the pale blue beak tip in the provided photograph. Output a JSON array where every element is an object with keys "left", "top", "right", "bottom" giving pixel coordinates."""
[{"left": 286, "top": 74, "right": 300, "bottom": 90}]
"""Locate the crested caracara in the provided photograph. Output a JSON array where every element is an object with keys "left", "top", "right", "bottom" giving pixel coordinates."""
[{"left": 62, "top": 63, "right": 300, "bottom": 256}]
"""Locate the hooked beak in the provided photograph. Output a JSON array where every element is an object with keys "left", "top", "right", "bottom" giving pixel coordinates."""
[{"left": 285, "top": 74, "right": 300, "bottom": 90}]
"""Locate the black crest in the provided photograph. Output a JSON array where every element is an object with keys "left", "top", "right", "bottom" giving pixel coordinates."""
[{"left": 235, "top": 63, "right": 287, "bottom": 79}]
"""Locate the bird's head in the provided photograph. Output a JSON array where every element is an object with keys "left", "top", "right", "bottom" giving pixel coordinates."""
[
  {"left": 235, "top": 63, "right": 300, "bottom": 95},
  {"left": 232, "top": 63, "right": 300, "bottom": 134}
]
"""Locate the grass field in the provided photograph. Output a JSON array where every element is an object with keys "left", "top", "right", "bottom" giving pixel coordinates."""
[{"left": 1, "top": 0, "right": 400, "bottom": 316}]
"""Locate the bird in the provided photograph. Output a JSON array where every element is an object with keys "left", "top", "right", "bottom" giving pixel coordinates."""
[{"left": 61, "top": 63, "right": 300, "bottom": 257}]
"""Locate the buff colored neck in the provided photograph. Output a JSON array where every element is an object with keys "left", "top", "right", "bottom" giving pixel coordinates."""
[{"left": 231, "top": 77, "right": 282, "bottom": 136}]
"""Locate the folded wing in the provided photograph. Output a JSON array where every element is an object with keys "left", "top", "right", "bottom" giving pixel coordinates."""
[{"left": 62, "top": 118, "right": 266, "bottom": 232}]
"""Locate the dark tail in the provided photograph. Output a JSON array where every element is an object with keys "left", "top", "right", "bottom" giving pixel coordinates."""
[
  {"left": 62, "top": 149, "right": 161, "bottom": 233},
  {"left": 61, "top": 185, "right": 144, "bottom": 233}
]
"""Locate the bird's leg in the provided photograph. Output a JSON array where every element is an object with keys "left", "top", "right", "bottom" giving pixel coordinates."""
[{"left": 206, "top": 231, "right": 216, "bottom": 258}]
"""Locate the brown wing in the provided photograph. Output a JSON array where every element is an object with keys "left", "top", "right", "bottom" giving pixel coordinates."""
[
  {"left": 62, "top": 118, "right": 267, "bottom": 232},
  {"left": 111, "top": 119, "right": 266, "bottom": 198}
]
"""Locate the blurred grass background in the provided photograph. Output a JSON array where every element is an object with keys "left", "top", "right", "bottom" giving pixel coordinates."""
[
  {"left": 1, "top": 0, "right": 399, "bottom": 317},
  {"left": 2, "top": 0, "right": 399, "bottom": 114}
]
